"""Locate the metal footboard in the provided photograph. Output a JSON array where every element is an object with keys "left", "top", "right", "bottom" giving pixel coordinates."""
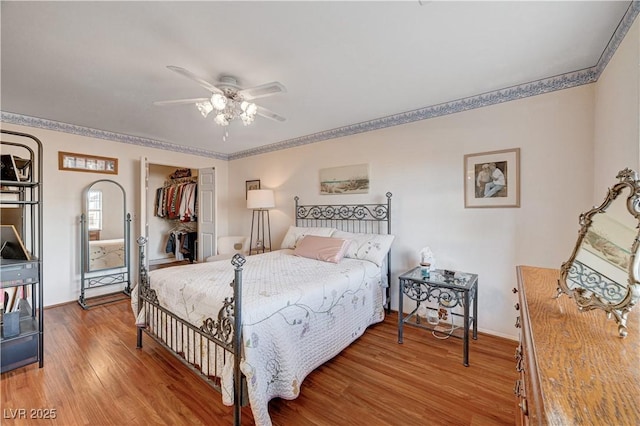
[
  {"left": 135, "top": 237, "right": 246, "bottom": 426},
  {"left": 135, "top": 192, "right": 392, "bottom": 425}
]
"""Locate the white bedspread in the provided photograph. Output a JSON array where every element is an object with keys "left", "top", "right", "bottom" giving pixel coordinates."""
[{"left": 138, "top": 249, "right": 384, "bottom": 426}]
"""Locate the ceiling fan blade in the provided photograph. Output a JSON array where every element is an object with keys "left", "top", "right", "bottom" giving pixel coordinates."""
[
  {"left": 257, "top": 105, "right": 286, "bottom": 122},
  {"left": 166, "top": 66, "right": 223, "bottom": 94},
  {"left": 153, "top": 98, "right": 209, "bottom": 106},
  {"left": 238, "top": 82, "right": 286, "bottom": 100}
]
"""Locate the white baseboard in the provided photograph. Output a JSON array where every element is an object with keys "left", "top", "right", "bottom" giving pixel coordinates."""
[{"left": 149, "top": 257, "right": 176, "bottom": 266}]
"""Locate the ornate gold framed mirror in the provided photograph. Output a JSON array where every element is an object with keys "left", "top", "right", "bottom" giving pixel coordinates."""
[{"left": 559, "top": 168, "right": 640, "bottom": 337}]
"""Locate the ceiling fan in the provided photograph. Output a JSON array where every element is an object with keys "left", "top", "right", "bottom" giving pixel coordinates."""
[{"left": 154, "top": 66, "right": 286, "bottom": 128}]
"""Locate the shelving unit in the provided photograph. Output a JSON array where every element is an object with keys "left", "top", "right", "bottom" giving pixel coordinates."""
[{"left": 1, "top": 130, "right": 43, "bottom": 373}]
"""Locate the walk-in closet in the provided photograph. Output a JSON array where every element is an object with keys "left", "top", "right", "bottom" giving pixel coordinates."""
[{"left": 142, "top": 160, "right": 216, "bottom": 268}]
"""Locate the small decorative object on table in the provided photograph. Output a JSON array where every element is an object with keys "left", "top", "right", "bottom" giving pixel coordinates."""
[
  {"left": 443, "top": 269, "right": 456, "bottom": 280},
  {"left": 419, "top": 246, "right": 436, "bottom": 279},
  {"left": 420, "top": 262, "right": 431, "bottom": 278}
]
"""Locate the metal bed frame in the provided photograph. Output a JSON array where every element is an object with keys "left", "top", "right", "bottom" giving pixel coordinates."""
[{"left": 135, "top": 193, "right": 392, "bottom": 425}]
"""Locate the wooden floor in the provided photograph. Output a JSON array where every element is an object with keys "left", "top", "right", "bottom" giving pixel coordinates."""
[
  {"left": 149, "top": 260, "right": 193, "bottom": 271},
  {"left": 1, "top": 300, "right": 518, "bottom": 425}
]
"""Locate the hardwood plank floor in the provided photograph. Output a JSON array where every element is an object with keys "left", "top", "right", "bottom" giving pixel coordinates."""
[
  {"left": 1, "top": 300, "right": 518, "bottom": 425},
  {"left": 149, "top": 260, "right": 193, "bottom": 271}
]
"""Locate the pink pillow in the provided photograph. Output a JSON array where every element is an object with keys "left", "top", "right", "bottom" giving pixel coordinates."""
[{"left": 293, "top": 235, "right": 350, "bottom": 263}]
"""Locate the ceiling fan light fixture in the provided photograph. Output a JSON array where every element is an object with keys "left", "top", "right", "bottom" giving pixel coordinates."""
[
  {"left": 157, "top": 66, "right": 286, "bottom": 135},
  {"left": 240, "top": 101, "right": 258, "bottom": 125},
  {"left": 214, "top": 113, "right": 230, "bottom": 126},
  {"left": 195, "top": 101, "right": 213, "bottom": 118},
  {"left": 241, "top": 101, "right": 257, "bottom": 116},
  {"left": 240, "top": 112, "right": 255, "bottom": 126},
  {"left": 211, "top": 93, "right": 228, "bottom": 111}
]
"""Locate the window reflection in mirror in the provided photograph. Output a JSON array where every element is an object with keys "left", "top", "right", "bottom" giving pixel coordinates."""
[{"left": 88, "top": 189, "right": 102, "bottom": 232}]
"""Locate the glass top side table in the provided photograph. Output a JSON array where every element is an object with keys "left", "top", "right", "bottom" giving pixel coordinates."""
[{"left": 398, "top": 267, "right": 478, "bottom": 366}]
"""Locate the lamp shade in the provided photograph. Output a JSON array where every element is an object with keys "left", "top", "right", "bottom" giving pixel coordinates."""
[{"left": 247, "top": 189, "right": 275, "bottom": 209}]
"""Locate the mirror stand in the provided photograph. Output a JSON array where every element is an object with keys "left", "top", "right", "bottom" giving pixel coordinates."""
[
  {"left": 78, "top": 179, "right": 132, "bottom": 309},
  {"left": 559, "top": 168, "right": 640, "bottom": 337}
]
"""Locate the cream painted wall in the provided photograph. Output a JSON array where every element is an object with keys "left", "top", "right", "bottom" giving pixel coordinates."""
[
  {"left": 593, "top": 18, "right": 640, "bottom": 200},
  {"left": 228, "top": 85, "right": 595, "bottom": 338},
  {"left": 2, "top": 18, "right": 636, "bottom": 337},
  {"left": 1, "top": 123, "right": 229, "bottom": 307}
]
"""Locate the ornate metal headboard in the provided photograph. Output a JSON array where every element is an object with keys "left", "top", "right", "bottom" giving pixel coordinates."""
[
  {"left": 295, "top": 192, "right": 393, "bottom": 311},
  {"left": 294, "top": 192, "right": 392, "bottom": 235}
]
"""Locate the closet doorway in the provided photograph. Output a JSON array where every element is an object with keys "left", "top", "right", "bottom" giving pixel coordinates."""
[{"left": 139, "top": 157, "right": 216, "bottom": 269}]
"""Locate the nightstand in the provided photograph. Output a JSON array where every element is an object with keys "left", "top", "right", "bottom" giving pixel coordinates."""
[{"left": 398, "top": 267, "right": 478, "bottom": 366}]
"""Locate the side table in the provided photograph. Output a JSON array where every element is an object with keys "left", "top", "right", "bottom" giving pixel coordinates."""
[{"left": 398, "top": 267, "right": 478, "bottom": 366}]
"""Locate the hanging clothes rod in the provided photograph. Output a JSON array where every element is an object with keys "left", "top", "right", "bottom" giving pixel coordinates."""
[{"left": 163, "top": 176, "right": 197, "bottom": 186}]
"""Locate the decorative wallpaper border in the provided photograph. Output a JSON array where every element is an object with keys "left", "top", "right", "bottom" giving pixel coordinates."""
[
  {"left": 0, "top": 113, "right": 230, "bottom": 160},
  {"left": 230, "top": 67, "right": 598, "bottom": 159},
  {"left": 595, "top": 0, "right": 640, "bottom": 77},
  {"left": 2, "top": 1, "right": 637, "bottom": 161}
]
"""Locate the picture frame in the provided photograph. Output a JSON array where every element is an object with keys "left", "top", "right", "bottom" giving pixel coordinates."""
[
  {"left": 1, "top": 155, "right": 31, "bottom": 182},
  {"left": 246, "top": 179, "right": 261, "bottom": 199},
  {"left": 319, "top": 164, "right": 369, "bottom": 195},
  {"left": 1, "top": 225, "right": 30, "bottom": 260},
  {"left": 464, "top": 148, "right": 520, "bottom": 208},
  {"left": 58, "top": 151, "right": 118, "bottom": 175}
]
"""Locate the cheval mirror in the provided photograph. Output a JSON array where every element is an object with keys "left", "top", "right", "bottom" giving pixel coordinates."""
[
  {"left": 79, "top": 179, "right": 131, "bottom": 309},
  {"left": 559, "top": 168, "right": 640, "bottom": 337}
]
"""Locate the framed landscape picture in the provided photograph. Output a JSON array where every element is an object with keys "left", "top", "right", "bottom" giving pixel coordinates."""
[
  {"left": 464, "top": 148, "right": 520, "bottom": 208},
  {"left": 319, "top": 164, "right": 369, "bottom": 195}
]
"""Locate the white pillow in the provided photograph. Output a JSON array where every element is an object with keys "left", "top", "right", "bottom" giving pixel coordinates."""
[
  {"left": 331, "top": 230, "right": 395, "bottom": 267},
  {"left": 280, "top": 226, "right": 336, "bottom": 249},
  {"left": 293, "top": 235, "right": 350, "bottom": 263}
]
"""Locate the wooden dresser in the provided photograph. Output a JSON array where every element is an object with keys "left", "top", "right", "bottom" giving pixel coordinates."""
[{"left": 514, "top": 265, "right": 640, "bottom": 425}]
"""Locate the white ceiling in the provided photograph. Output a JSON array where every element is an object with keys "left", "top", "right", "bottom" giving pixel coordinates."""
[{"left": 0, "top": 1, "right": 634, "bottom": 159}]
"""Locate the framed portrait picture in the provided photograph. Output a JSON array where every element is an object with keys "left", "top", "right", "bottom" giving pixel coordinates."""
[
  {"left": 464, "top": 148, "right": 520, "bottom": 208},
  {"left": 246, "top": 179, "right": 260, "bottom": 199}
]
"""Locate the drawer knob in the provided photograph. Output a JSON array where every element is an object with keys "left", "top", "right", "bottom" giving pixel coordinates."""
[
  {"left": 513, "top": 379, "right": 522, "bottom": 396},
  {"left": 512, "top": 287, "right": 518, "bottom": 294},
  {"left": 519, "top": 399, "right": 528, "bottom": 415},
  {"left": 515, "top": 316, "right": 521, "bottom": 329},
  {"left": 514, "top": 347, "right": 524, "bottom": 372},
  {"left": 514, "top": 302, "right": 520, "bottom": 311}
]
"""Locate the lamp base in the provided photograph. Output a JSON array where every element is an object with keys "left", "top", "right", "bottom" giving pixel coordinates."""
[{"left": 249, "top": 209, "right": 271, "bottom": 255}]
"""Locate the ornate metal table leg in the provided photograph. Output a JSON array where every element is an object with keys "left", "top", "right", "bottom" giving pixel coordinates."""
[
  {"left": 463, "top": 289, "right": 470, "bottom": 367},
  {"left": 398, "top": 279, "right": 404, "bottom": 344}
]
